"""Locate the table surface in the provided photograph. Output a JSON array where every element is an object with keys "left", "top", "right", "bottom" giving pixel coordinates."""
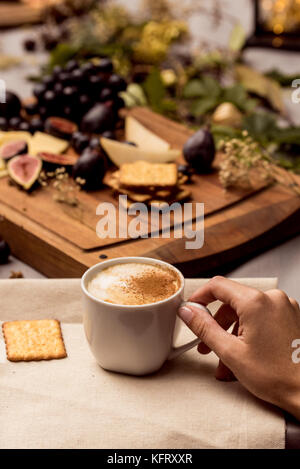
[{"left": 0, "top": 5, "right": 300, "bottom": 301}]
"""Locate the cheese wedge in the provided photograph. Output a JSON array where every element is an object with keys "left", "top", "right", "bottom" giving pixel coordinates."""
[
  {"left": 29, "top": 132, "right": 68, "bottom": 156},
  {"left": 100, "top": 137, "right": 180, "bottom": 167},
  {"left": 125, "top": 116, "right": 170, "bottom": 151}
]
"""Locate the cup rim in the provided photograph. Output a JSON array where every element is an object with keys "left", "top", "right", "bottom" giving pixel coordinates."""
[{"left": 81, "top": 257, "right": 184, "bottom": 309}]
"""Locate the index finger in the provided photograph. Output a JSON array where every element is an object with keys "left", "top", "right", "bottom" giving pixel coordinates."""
[{"left": 189, "top": 276, "right": 259, "bottom": 313}]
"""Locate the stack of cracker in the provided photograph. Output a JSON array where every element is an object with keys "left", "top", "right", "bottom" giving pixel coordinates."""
[{"left": 106, "top": 160, "right": 190, "bottom": 208}]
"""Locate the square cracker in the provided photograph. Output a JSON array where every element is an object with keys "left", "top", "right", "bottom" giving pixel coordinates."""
[
  {"left": 119, "top": 161, "right": 178, "bottom": 189},
  {"left": 2, "top": 319, "right": 67, "bottom": 362}
]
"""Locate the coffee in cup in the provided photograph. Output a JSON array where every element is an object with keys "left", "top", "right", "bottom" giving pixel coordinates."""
[
  {"left": 82, "top": 257, "right": 205, "bottom": 375},
  {"left": 87, "top": 262, "right": 181, "bottom": 306}
]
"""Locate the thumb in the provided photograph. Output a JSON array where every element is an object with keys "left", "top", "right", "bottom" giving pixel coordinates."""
[{"left": 178, "top": 302, "right": 242, "bottom": 367}]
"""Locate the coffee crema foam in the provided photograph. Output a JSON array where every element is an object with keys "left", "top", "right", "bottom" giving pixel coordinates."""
[{"left": 87, "top": 263, "right": 181, "bottom": 305}]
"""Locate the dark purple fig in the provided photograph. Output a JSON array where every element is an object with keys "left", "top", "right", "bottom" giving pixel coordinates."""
[
  {"left": 72, "top": 148, "right": 106, "bottom": 190},
  {"left": 0, "top": 140, "right": 28, "bottom": 160},
  {"left": 0, "top": 240, "right": 10, "bottom": 264},
  {"left": 0, "top": 91, "right": 21, "bottom": 119},
  {"left": 81, "top": 103, "right": 115, "bottom": 134},
  {"left": 45, "top": 116, "right": 78, "bottom": 140},
  {"left": 183, "top": 129, "right": 215, "bottom": 173}
]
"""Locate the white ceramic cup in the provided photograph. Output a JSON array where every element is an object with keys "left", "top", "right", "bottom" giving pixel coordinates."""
[{"left": 81, "top": 257, "right": 205, "bottom": 376}]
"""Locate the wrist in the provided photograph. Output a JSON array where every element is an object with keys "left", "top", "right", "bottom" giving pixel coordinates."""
[{"left": 279, "top": 387, "right": 300, "bottom": 421}]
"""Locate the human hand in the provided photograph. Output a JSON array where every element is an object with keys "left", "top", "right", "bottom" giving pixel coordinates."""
[{"left": 178, "top": 277, "right": 300, "bottom": 420}]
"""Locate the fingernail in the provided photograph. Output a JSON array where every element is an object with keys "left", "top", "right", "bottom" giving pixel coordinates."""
[
  {"left": 178, "top": 306, "right": 194, "bottom": 324},
  {"left": 186, "top": 302, "right": 211, "bottom": 315}
]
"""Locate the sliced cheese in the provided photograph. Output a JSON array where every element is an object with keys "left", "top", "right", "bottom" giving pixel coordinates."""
[
  {"left": 0, "top": 169, "right": 8, "bottom": 178},
  {"left": 0, "top": 157, "right": 5, "bottom": 171},
  {"left": 29, "top": 132, "right": 68, "bottom": 156},
  {"left": 0, "top": 158, "right": 8, "bottom": 178},
  {"left": 125, "top": 116, "right": 170, "bottom": 151},
  {"left": 0, "top": 131, "right": 32, "bottom": 147},
  {"left": 100, "top": 137, "right": 180, "bottom": 167}
]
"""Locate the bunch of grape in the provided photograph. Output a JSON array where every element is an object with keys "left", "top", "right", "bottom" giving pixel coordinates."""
[{"left": 31, "top": 58, "right": 126, "bottom": 125}]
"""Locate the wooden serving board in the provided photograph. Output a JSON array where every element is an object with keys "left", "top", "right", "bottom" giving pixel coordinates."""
[
  {"left": 0, "top": 2, "right": 43, "bottom": 28},
  {"left": 0, "top": 107, "right": 299, "bottom": 278}
]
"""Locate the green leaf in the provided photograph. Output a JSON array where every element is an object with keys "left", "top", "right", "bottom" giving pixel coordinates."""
[
  {"left": 274, "top": 127, "right": 300, "bottom": 146},
  {"left": 143, "top": 68, "right": 166, "bottom": 111},
  {"left": 211, "top": 124, "right": 243, "bottom": 145},
  {"left": 222, "top": 84, "right": 256, "bottom": 112},
  {"left": 183, "top": 79, "right": 206, "bottom": 98},
  {"left": 183, "top": 76, "right": 221, "bottom": 100},
  {"left": 235, "top": 64, "right": 284, "bottom": 113},
  {"left": 243, "top": 112, "right": 277, "bottom": 144},
  {"left": 265, "top": 69, "right": 300, "bottom": 87},
  {"left": 229, "top": 24, "right": 246, "bottom": 52},
  {"left": 49, "top": 43, "right": 79, "bottom": 69},
  {"left": 201, "top": 75, "right": 222, "bottom": 97},
  {"left": 120, "top": 83, "right": 147, "bottom": 108},
  {"left": 190, "top": 97, "right": 218, "bottom": 116},
  {"left": 161, "top": 99, "right": 177, "bottom": 112}
]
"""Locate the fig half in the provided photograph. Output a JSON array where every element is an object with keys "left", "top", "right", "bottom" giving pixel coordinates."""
[
  {"left": 38, "top": 151, "right": 78, "bottom": 167},
  {"left": 0, "top": 140, "right": 28, "bottom": 160},
  {"left": 45, "top": 117, "right": 78, "bottom": 140},
  {"left": 8, "top": 154, "right": 42, "bottom": 190}
]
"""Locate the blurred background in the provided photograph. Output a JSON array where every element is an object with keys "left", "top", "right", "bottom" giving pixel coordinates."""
[{"left": 1, "top": 0, "right": 300, "bottom": 300}]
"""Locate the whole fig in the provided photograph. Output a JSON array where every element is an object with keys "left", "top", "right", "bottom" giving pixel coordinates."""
[
  {"left": 72, "top": 148, "right": 106, "bottom": 190},
  {"left": 81, "top": 103, "right": 115, "bottom": 134},
  {"left": 183, "top": 129, "right": 215, "bottom": 173}
]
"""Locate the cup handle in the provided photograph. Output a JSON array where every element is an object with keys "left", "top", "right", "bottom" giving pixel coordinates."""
[{"left": 167, "top": 302, "right": 211, "bottom": 361}]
